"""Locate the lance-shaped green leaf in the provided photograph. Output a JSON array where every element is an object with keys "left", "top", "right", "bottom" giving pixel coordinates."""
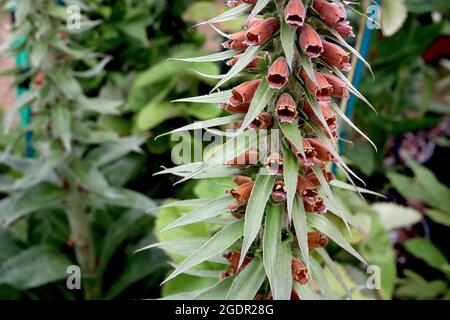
[
  {"left": 173, "top": 90, "right": 232, "bottom": 104},
  {"left": 330, "top": 180, "right": 386, "bottom": 198},
  {"left": 155, "top": 163, "right": 242, "bottom": 180},
  {"left": 294, "top": 282, "right": 322, "bottom": 300},
  {"left": 227, "top": 257, "right": 266, "bottom": 300},
  {"left": 239, "top": 174, "right": 276, "bottom": 268},
  {"left": 292, "top": 196, "right": 309, "bottom": 271},
  {"left": 162, "top": 220, "right": 244, "bottom": 284},
  {"left": 196, "top": 3, "right": 252, "bottom": 26},
  {"left": 167, "top": 262, "right": 221, "bottom": 279},
  {"left": 317, "top": 248, "right": 351, "bottom": 299},
  {"left": 304, "top": 90, "right": 334, "bottom": 139},
  {"left": 311, "top": 164, "right": 351, "bottom": 235},
  {"left": 307, "top": 213, "right": 367, "bottom": 264},
  {"left": 161, "top": 194, "right": 236, "bottom": 231},
  {"left": 279, "top": 120, "right": 305, "bottom": 159},
  {"left": 156, "top": 114, "right": 244, "bottom": 139},
  {"left": 276, "top": 241, "right": 293, "bottom": 300},
  {"left": 172, "top": 50, "right": 237, "bottom": 63},
  {"left": 280, "top": 17, "right": 296, "bottom": 69},
  {"left": 309, "top": 257, "right": 338, "bottom": 300},
  {"left": 298, "top": 48, "right": 318, "bottom": 85},
  {"left": 194, "top": 276, "right": 235, "bottom": 300},
  {"left": 3, "top": 90, "right": 37, "bottom": 134},
  {"left": 246, "top": 0, "right": 271, "bottom": 25},
  {"left": 329, "top": 100, "right": 377, "bottom": 151},
  {"left": 238, "top": 79, "right": 274, "bottom": 133},
  {"left": 73, "top": 56, "right": 112, "bottom": 78},
  {"left": 149, "top": 199, "right": 210, "bottom": 212},
  {"left": 282, "top": 144, "right": 298, "bottom": 222},
  {"left": 51, "top": 106, "right": 71, "bottom": 152},
  {"left": 211, "top": 45, "right": 260, "bottom": 92}
]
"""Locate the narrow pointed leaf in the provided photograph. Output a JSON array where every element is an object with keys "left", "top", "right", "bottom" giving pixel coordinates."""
[
  {"left": 298, "top": 48, "right": 318, "bottom": 85},
  {"left": 227, "top": 257, "right": 266, "bottom": 300},
  {"left": 293, "top": 282, "right": 322, "bottom": 300},
  {"left": 330, "top": 180, "right": 386, "bottom": 198},
  {"left": 282, "top": 144, "right": 298, "bottom": 222},
  {"left": 246, "top": 0, "right": 271, "bottom": 25},
  {"left": 280, "top": 19, "right": 296, "bottom": 69},
  {"left": 292, "top": 196, "right": 309, "bottom": 271},
  {"left": 304, "top": 90, "right": 334, "bottom": 139},
  {"left": 173, "top": 90, "right": 232, "bottom": 104},
  {"left": 172, "top": 50, "right": 237, "bottom": 63},
  {"left": 196, "top": 3, "right": 252, "bottom": 26},
  {"left": 275, "top": 241, "right": 293, "bottom": 300},
  {"left": 194, "top": 276, "right": 235, "bottom": 300},
  {"left": 309, "top": 258, "right": 339, "bottom": 299},
  {"left": 278, "top": 120, "right": 305, "bottom": 159}
]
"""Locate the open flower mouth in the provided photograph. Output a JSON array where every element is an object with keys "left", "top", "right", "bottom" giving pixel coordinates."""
[
  {"left": 267, "top": 74, "right": 288, "bottom": 89},
  {"left": 272, "top": 182, "right": 287, "bottom": 202},
  {"left": 267, "top": 160, "right": 283, "bottom": 173},
  {"left": 244, "top": 32, "right": 260, "bottom": 45},
  {"left": 286, "top": 15, "right": 304, "bottom": 27},
  {"left": 276, "top": 105, "right": 297, "bottom": 122},
  {"left": 316, "top": 87, "right": 333, "bottom": 99},
  {"left": 305, "top": 45, "right": 323, "bottom": 57},
  {"left": 249, "top": 113, "right": 273, "bottom": 129},
  {"left": 302, "top": 189, "right": 318, "bottom": 205}
]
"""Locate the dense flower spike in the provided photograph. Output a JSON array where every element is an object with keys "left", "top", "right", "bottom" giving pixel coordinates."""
[
  {"left": 164, "top": 0, "right": 376, "bottom": 300},
  {"left": 244, "top": 17, "right": 280, "bottom": 46},
  {"left": 284, "top": 0, "right": 307, "bottom": 28},
  {"left": 276, "top": 93, "right": 298, "bottom": 123},
  {"left": 299, "top": 23, "right": 323, "bottom": 58},
  {"left": 267, "top": 57, "right": 290, "bottom": 90},
  {"left": 322, "top": 40, "right": 352, "bottom": 71}
]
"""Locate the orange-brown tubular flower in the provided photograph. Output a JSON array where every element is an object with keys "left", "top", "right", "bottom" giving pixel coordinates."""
[
  {"left": 230, "top": 79, "right": 261, "bottom": 106},
  {"left": 334, "top": 21, "right": 354, "bottom": 38},
  {"left": 304, "top": 196, "right": 327, "bottom": 213},
  {"left": 248, "top": 112, "right": 273, "bottom": 129},
  {"left": 276, "top": 93, "right": 298, "bottom": 123},
  {"left": 298, "top": 23, "right": 323, "bottom": 58},
  {"left": 233, "top": 175, "right": 253, "bottom": 186},
  {"left": 271, "top": 180, "right": 287, "bottom": 202},
  {"left": 296, "top": 175, "right": 319, "bottom": 206},
  {"left": 265, "top": 152, "right": 284, "bottom": 174},
  {"left": 284, "top": 0, "right": 306, "bottom": 28},
  {"left": 321, "top": 40, "right": 352, "bottom": 72},
  {"left": 307, "top": 231, "right": 329, "bottom": 249},
  {"left": 321, "top": 72, "right": 349, "bottom": 98},
  {"left": 303, "top": 100, "right": 338, "bottom": 138},
  {"left": 306, "top": 138, "right": 335, "bottom": 162},
  {"left": 292, "top": 258, "right": 309, "bottom": 285},
  {"left": 229, "top": 180, "right": 255, "bottom": 211},
  {"left": 267, "top": 57, "right": 290, "bottom": 90},
  {"left": 227, "top": 55, "right": 262, "bottom": 69},
  {"left": 228, "top": 150, "right": 259, "bottom": 166},
  {"left": 220, "top": 102, "right": 250, "bottom": 114},
  {"left": 306, "top": 170, "right": 335, "bottom": 186},
  {"left": 313, "top": 0, "right": 347, "bottom": 27},
  {"left": 222, "top": 251, "right": 252, "bottom": 278},
  {"left": 299, "top": 69, "right": 333, "bottom": 102},
  {"left": 222, "top": 31, "right": 248, "bottom": 51},
  {"left": 244, "top": 17, "right": 280, "bottom": 46},
  {"left": 290, "top": 139, "right": 317, "bottom": 166}
]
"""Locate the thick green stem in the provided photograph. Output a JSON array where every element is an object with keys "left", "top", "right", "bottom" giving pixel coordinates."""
[{"left": 66, "top": 187, "right": 100, "bottom": 299}]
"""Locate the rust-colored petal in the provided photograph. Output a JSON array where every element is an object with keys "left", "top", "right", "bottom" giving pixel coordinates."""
[
  {"left": 292, "top": 258, "right": 309, "bottom": 285},
  {"left": 322, "top": 40, "right": 351, "bottom": 72},
  {"left": 306, "top": 138, "right": 335, "bottom": 162},
  {"left": 220, "top": 102, "right": 250, "bottom": 114},
  {"left": 228, "top": 150, "right": 259, "bottom": 166},
  {"left": 222, "top": 31, "right": 248, "bottom": 51},
  {"left": 321, "top": 72, "right": 349, "bottom": 98},
  {"left": 296, "top": 175, "right": 319, "bottom": 206},
  {"left": 306, "top": 170, "right": 335, "bottom": 186},
  {"left": 233, "top": 175, "right": 253, "bottom": 186},
  {"left": 229, "top": 181, "right": 255, "bottom": 209},
  {"left": 271, "top": 180, "right": 287, "bottom": 202},
  {"left": 289, "top": 139, "right": 317, "bottom": 166},
  {"left": 248, "top": 112, "right": 273, "bottom": 129},
  {"left": 298, "top": 23, "right": 323, "bottom": 58},
  {"left": 265, "top": 152, "right": 284, "bottom": 174},
  {"left": 267, "top": 57, "right": 290, "bottom": 90},
  {"left": 313, "top": 0, "right": 347, "bottom": 27},
  {"left": 303, "top": 100, "right": 338, "bottom": 138},
  {"left": 230, "top": 79, "right": 261, "bottom": 105},
  {"left": 284, "top": 0, "right": 306, "bottom": 28},
  {"left": 307, "top": 231, "right": 329, "bottom": 249},
  {"left": 227, "top": 54, "right": 262, "bottom": 69},
  {"left": 244, "top": 17, "right": 280, "bottom": 46},
  {"left": 334, "top": 21, "right": 354, "bottom": 38},
  {"left": 299, "top": 69, "right": 333, "bottom": 102},
  {"left": 222, "top": 251, "right": 252, "bottom": 278},
  {"left": 276, "top": 93, "right": 298, "bottom": 123},
  {"left": 304, "top": 196, "right": 327, "bottom": 213}
]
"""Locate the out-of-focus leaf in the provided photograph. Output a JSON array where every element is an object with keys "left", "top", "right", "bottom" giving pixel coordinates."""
[
  {"left": 397, "top": 270, "right": 447, "bottom": 299},
  {"left": 194, "top": 276, "right": 235, "bottom": 300},
  {"left": 331, "top": 180, "right": 385, "bottom": 198},
  {"left": 136, "top": 102, "right": 183, "bottom": 131},
  {"left": 424, "top": 208, "right": 450, "bottom": 227},
  {"left": 0, "top": 228, "right": 23, "bottom": 263},
  {"left": 381, "top": 0, "right": 408, "bottom": 37},
  {"left": 371, "top": 202, "right": 422, "bottom": 230},
  {"left": 51, "top": 106, "right": 71, "bottom": 152},
  {"left": 226, "top": 257, "right": 266, "bottom": 300},
  {"left": 246, "top": 0, "right": 271, "bottom": 24},
  {"left": 404, "top": 238, "right": 449, "bottom": 274},
  {"left": 197, "top": 3, "right": 252, "bottom": 26}
]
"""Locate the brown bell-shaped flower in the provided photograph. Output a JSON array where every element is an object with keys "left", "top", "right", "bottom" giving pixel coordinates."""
[
  {"left": 303, "top": 100, "right": 338, "bottom": 138},
  {"left": 276, "top": 93, "right": 298, "bottom": 123},
  {"left": 299, "top": 158, "right": 324, "bottom": 173},
  {"left": 229, "top": 180, "right": 255, "bottom": 211},
  {"left": 284, "top": 0, "right": 306, "bottom": 28},
  {"left": 313, "top": 0, "right": 347, "bottom": 27},
  {"left": 298, "top": 23, "right": 323, "bottom": 58},
  {"left": 227, "top": 54, "right": 262, "bottom": 69},
  {"left": 265, "top": 152, "right": 284, "bottom": 174},
  {"left": 271, "top": 180, "right": 287, "bottom": 202},
  {"left": 248, "top": 112, "right": 273, "bottom": 129},
  {"left": 306, "top": 138, "right": 335, "bottom": 162},
  {"left": 220, "top": 102, "right": 250, "bottom": 114},
  {"left": 307, "top": 231, "right": 329, "bottom": 249},
  {"left": 304, "top": 196, "right": 327, "bottom": 213},
  {"left": 222, "top": 31, "right": 248, "bottom": 51},
  {"left": 228, "top": 150, "right": 259, "bottom": 166},
  {"left": 321, "top": 72, "right": 349, "bottom": 98},
  {"left": 335, "top": 21, "right": 354, "bottom": 38},
  {"left": 292, "top": 258, "right": 308, "bottom": 285},
  {"left": 290, "top": 139, "right": 317, "bottom": 166},
  {"left": 296, "top": 175, "right": 319, "bottom": 206},
  {"left": 299, "top": 69, "right": 333, "bottom": 102},
  {"left": 322, "top": 40, "right": 351, "bottom": 72},
  {"left": 233, "top": 175, "right": 253, "bottom": 186},
  {"left": 306, "top": 170, "right": 335, "bottom": 186},
  {"left": 230, "top": 79, "right": 261, "bottom": 106},
  {"left": 221, "top": 251, "right": 252, "bottom": 278},
  {"left": 244, "top": 17, "right": 280, "bottom": 46},
  {"left": 267, "top": 57, "right": 290, "bottom": 90}
]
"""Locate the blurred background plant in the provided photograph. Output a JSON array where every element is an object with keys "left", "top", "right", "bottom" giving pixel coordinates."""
[{"left": 0, "top": 0, "right": 448, "bottom": 300}]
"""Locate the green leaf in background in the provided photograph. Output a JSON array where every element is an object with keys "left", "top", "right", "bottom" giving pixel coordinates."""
[
  {"left": 226, "top": 257, "right": 266, "bottom": 300},
  {"left": 309, "top": 257, "right": 338, "bottom": 299},
  {"left": 194, "top": 276, "right": 235, "bottom": 300},
  {"left": 136, "top": 102, "right": 183, "bottom": 131},
  {"left": 0, "top": 245, "right": 72, "bottom": 290},
  {"left": 397, "top": 270, "right": 447, "bottom": 299},
  {"left": 240, "top": 174, "right": 276, "bottom": 267},
  {"left": 193, "top": 177, "right": 235, "bottom": 199},
  {"left": 404, "top": 238, "right": 449, "bottom": 275},
  {"left": 0, "top": 228, "right": 23, "bottom": 264},
  {"left": 381, "top": 0, "right": 408, "bottom": 37},
  {"left": 198, "top": 3, "right": 252, "bottom": 26},
  {"left": 371, "top": 202, "right": 422, "bottom": 230},
  {"left": 424, "top": 208, "right": 450, "bottom": 227}
]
